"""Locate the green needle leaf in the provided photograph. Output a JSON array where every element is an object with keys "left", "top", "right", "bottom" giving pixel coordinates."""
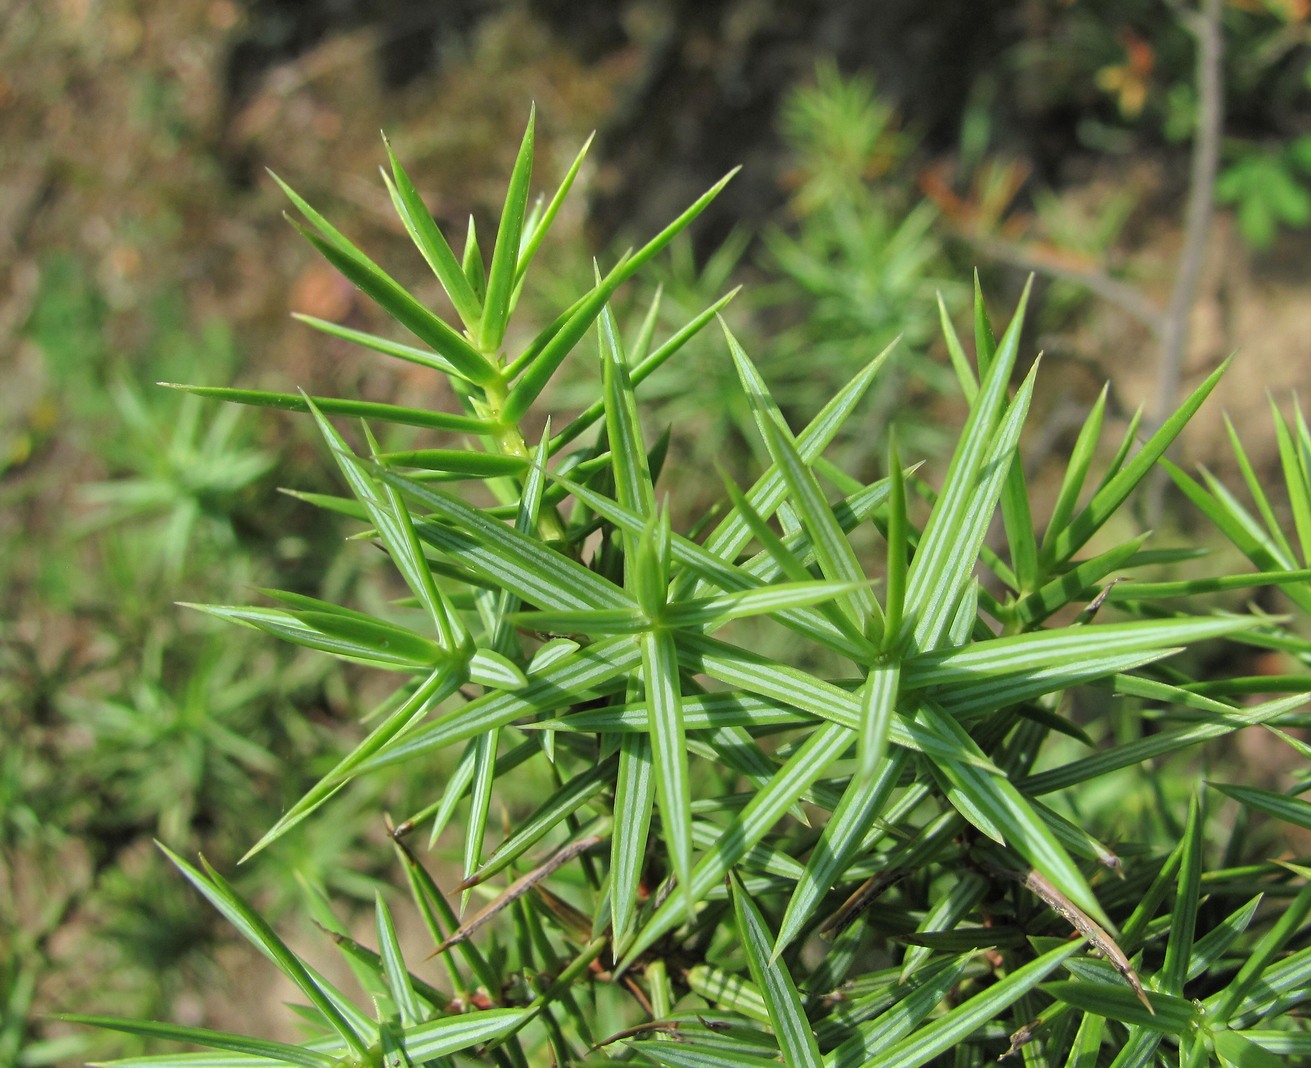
[
  {"left": 611, "top": 730, "right": 656, "bottom": 954},
  {"left": 904, "top": 615, "right": 1262, "bottom": 695},
  {"left": 1224, "top": 408, "right": 1294, "bottom": 557},
  {"left": 480, "top": 107, "right": 534, "bottom": 352},
  {"left": 1023, "top": 691, "right": 1309, "bottom": 795},
  {"left": 772, "top": 751, "right": 906, "bottom": 959},
  {"left": 823, "top": 956, "right": 970, "bottom": 1067},
  {"left": 400, "top": 1009, "right": 526, "bottom": 1060},
  {"left": 1045, "top": 357, "right": 1231, "bottom": 566},
  {"left": 307, "top": 400, "right": 463, "bottom": 650},
  {"left": 293, "top": 312, "right": 463, "bottom": 375},
  {"left": 375, "top": 892, "right": 424, "bottom": 1027},
  {"left": 601, "top": 298, "right": 656, "bottom": 519},
  {"left": 633, "top": 1042, "right": 784, "bottom": 1068},
  {"left": 938, "top": 290, "right": 977, "bottom": 401},
  {"left": 462, "top": 214, "right": 485, "bottom": 302},
  {"left": 183, "top": 601, "right": 445, "bottom": 671},
  {"left": 468, "top": 649, "right": 529, "bottom": 690},
  {"left": 643, "top": 625, "right": 694, "bottom": 909},
  {"left": 1212, "top": 781, "right": 1311, "bottom": 834},
  {"left": 501, "top": 251, "right": 634, "bottom": 425},
  {"left": 973, "top": 271, "right": 999, "bottom": 375},
  {"left": 619, "top": 721, "right": 852, "bottom": 971},
  {"left": 273, "top": 177, "right": 496, "bottom": 386},
  {"left": 375, "top": 449, "right": 527, "bottom": 479},
  {"left": 1162, "top": 793, "right": 1205, "bottom": 995},
  {"left": 355, "top": 635, "right": 643, "bottom": 774},
  {"left": 729, "top": 871, "right": 823, "bottom": 1068},
  {"left": 1213, "top": 1030, "right": 1294, "bottom": 1068},
  {"left": 900, "top": 280, "right": 1033, "bottom": 651},
  {"left": 160, "top": 383, "right": 494, "bottom": 434},
  {"left": 1042, "top": 383, "right": 1108, "bottom": 554},
  {"left": 755, "top": 400, "right": 881, "bottom": 628},
  {"left": 243, "top": 666, "right": 461, "bottom": 860},
  {"left": 842, "top": 939, "right": 1084, "bottom": 1068},
  {"left": 517, "top": 132, "right": 594, "bottom": 284},
  {"left": 505, "top": 170, "right": 738, "bottom": 425},
  {"left": 382, "top": 141, "right": 482, "bottom": 330},
  {"left": 1207, "top": 878, "right": 1311, "bottom": 1021},
  {"left": 685, "top": 338, "right": 896, "bottom": 602},
  {"left": 157, "top": 846, "right": 373, "bottom": 1059},
  {"left": 660, "top": 581, "right": 869, "bottom": 630},
  {"left": 549, "top": 287, "right": 740, "bottom": 451},
  {"left": 381, "top": 469, "right": 633, "bottom": 611},
  {"left": 916, "top": 703, "right": 1110, "bottom": 928},
  {"left": 54, "top": 1015, "right": 337, "bottom": 1067},
  {"left": 999, "top": 423, "right": 1039, "bottom": 595},
  {"left": 1273, "top": 397, "right": 1311, "bottom": 564},
  {"left": 857, "top": 658, "right": 900, "bottom": 788},
  {"left": 1043, "top": 981, "right": 1194, "bottom": 1034},
  {"left": 463, "top": 728, "right": 498, "bottom": 883},
  {"left": 548, "top": 467, "right": 879, "bottom": 659},
  {"left": 882, "top": 433, "right": 909, "bottom": 648},
  {"left": 1013, "top": 533, "right": 1149, "bottom": 627},
  {"left": 461, "top": 760, "right": 613, "bottom": 888}
]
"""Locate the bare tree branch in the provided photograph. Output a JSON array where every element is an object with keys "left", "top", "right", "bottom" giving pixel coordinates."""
[
  {"left": 1157, "top": 0, "right": 1225, "bottom": 433},
  {"left": 977, "top": 237, "right": 1165, "bottom": 338}
]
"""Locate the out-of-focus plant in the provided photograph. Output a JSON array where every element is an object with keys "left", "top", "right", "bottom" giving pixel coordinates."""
[
  {"left": 3, "top": 256, "right": 375, "bottom": 1059},
  {"left": 77, "top": 374, "right": 275, "bottom": 582},
  {"left": 982, "top": 0, "right": 1311, "bottom": 252},
  {"left": 1215, "top": 134, "right": 1311, "bottom": 248},
  {"left": 762, "top": 64, "right": 963, "bottom": 470},
  {"left": 553, "top": 66, "right": 973, "bottom": 488},
  {"left": 61, "top": 633, "right": 280, "bottom": 845}
]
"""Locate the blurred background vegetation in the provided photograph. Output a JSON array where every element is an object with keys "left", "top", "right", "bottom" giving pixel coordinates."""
[{"left": 3, "top": 1, "right": 1310, "bottom": 1062}]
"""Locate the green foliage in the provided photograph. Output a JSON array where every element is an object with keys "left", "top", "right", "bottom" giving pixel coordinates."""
[
  {"left": 1078, "top": 1, "right": 1311, "bottom": 251},
  {"left": 551, "top": 66, "right": 960, "bottom": 498},
  {"left": 942, "top": 2, "right": 1311, "bottom": 260},
  {"left": 73, "top": 113, "right": 1311, "bottom": 1067},
  {"left": 1216, "top": 136, "right": 1311, "bottom": 249},
  {"left": 762, "top": 64, "right": 961, "bottom": 469},
  {"left": 2, "top": 255, "right": 377, "bottom": 1060}
]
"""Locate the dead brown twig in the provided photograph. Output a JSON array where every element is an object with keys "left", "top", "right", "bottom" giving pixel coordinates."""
[
  {"left": 429, "top": 835, "right": 605, "bottom": 957},
  {"left": 978, "top": 852, "right": 1154, "bottom": 1015}
]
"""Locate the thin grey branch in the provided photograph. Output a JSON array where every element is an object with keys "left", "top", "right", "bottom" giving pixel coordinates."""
[
  {"left": 1157, "top": 0, "right": 1224, "bottom": 433},
  {"left": 977, "top": 237, "right": 1165, "bottom": 338}
]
